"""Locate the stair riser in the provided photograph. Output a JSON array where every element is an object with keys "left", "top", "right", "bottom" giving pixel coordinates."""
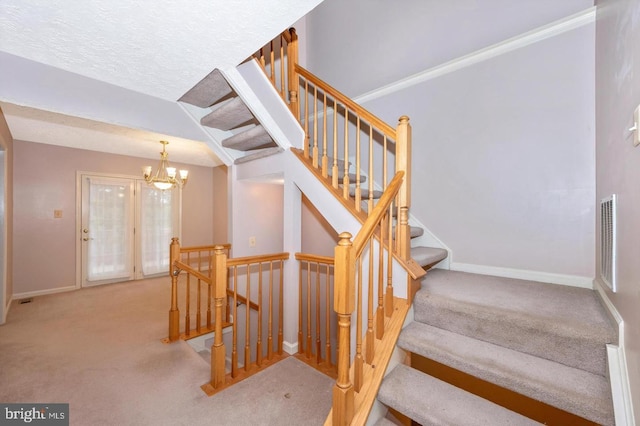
[{"left": 413, "top": 302, "right": 609, "bottom": 377}]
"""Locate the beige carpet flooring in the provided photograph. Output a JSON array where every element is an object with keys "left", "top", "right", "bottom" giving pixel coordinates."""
[{"left": 0, "top": 277, "right": 334, "bottom": 425}]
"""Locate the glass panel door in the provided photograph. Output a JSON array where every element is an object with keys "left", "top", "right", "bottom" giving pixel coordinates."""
[{"left": 81, "top": 176, "right": 135, "bottom": 286}]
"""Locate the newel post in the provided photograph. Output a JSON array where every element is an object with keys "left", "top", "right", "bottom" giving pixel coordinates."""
[
  {"left": 287, "top": 27, "right": 300, "bottom": 121},
  {"left": 332, "top": 232, "right": 355, "bottom": 426},
  {"left": 169, "top": 237, "right": 181, "bottom": 342},
  {"left": 210, "top": 245, "right": 228, "bottom": 389},
  {"left": 395, "top": 116, "right": 412, "bottom": 260}
]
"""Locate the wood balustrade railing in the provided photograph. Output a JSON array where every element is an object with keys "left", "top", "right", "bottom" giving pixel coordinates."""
[
  {"left": 294, "top": 253, "right": 337, "bottom": 378},
  {"left": 165, "top": 240, "right": 232, "bottom": 342},
  {"left": 166, "top": 238, "right": 290, "bottom": 395},
  {"left": 253, "top": 30, "right": 413, "bottom": 262},
  {"left": 330, "top": 172, "right": 406, "bottom": 426}
]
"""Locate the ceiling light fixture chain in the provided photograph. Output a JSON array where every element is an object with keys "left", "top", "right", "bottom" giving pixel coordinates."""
[{"left": 142, "top": 140, "right": 188, "bottom": 190}]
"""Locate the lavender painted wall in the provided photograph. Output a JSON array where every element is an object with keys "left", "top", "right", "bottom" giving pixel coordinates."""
[
  {"left": 306, "top": 0, "right": 594, "bottom": 97},
  {"left": 13, "top": 141, "right": 217, "bottom": 295},
  {"left": 305, "top": 1, "right": 596, "bottom": 280},
  {"left": 595, "top": 0, "right": 640, "bottom": 417},
  {"left": 0, "top": 107, "right": 13, "bottom": 320}
]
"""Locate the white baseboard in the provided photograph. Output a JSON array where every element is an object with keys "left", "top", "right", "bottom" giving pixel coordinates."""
[
  {"left": 449, "top": 262, "right": 593, "bottom": 288},
  {"left": 282, "top": 340, "right": 298, "bottom": 355},
  {"left": 1, "top": 296, "right": 12, "bottom": 324},
  {"left": 607, "top": 344, "right": 635, "bottom": 426},
  {"left": 594, "top": 279, "right": 635, "bottom": 425},
  {"left": 13, "top": 285, "right": 78, "bottom": 300}
]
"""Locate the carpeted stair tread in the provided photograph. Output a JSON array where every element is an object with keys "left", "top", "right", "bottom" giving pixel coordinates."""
[
  {"left": 378, "top": 364, "right": 541, "bottom": 426},
  {"left": 222, "top": 125, "right": 276, "bottom": 151},
  {"left": 392, "top": 225, "right": 424, "bottom": 239},
  {"left": 178, "top": 69, "right": 233, "bottom": 108},
  {"left": 233, "top": 147, "right": 283, "bottom": 164},
  {"left": 414, "top": 270, "right": 617, "bottom": 376},
  {"left": 399, "top": 321, "right": 614, "bottom": 425},
  {"left": 410, "top": 246, "right": 447, "bottom": 268},
  {"left": 349, "top": 188, "right": 383, "bottom": 199},
  {"left": 201, "top": 97, "right": 255, "bottom": 131}
]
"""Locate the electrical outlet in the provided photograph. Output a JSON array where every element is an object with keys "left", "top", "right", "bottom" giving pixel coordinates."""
[{"left": 249, "top": 236, "right": 256, "bottom": 247}]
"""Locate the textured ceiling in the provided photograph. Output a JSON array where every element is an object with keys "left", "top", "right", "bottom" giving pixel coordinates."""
[{"left": 0, "top": 0, "right": 322, "bottom": 164}]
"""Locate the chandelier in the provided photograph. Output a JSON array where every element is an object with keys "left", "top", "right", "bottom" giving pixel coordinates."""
[{"left": 142, "top": 141, "right": 188, "bottom": 190}]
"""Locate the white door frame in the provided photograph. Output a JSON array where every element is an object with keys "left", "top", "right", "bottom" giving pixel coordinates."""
[{"left": 75, "top": 171, "right": 182, "bottom": 288}]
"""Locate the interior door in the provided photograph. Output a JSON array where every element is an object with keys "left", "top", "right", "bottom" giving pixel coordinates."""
[{"left": 81, "top": 175, "right": 135, "bottom": 287}]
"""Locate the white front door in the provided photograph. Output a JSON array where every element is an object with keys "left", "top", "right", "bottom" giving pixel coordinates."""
[
  {"left": 81, "top": 175, "right": 135, "bottom": 287},
  {"left": 79, "top": 174, "right": 181, "bottom": 287}
]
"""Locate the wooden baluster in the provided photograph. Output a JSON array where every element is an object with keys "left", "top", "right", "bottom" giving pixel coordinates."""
[
  {"left": 313, "top": 85, "right": 319, "bottom": 168},
  {"left": 325, "top": 263, "right": 332, "bottom": 368},
  {"left": 368, "top": 126, "right": 374, "bottom": 214},
  {"left": 259, "top": 47, "right": 266, "bottom": 70},
  {"left": 343, "top": 108, "right": 350, "bottom": 200},
  {"left": 332, "top": 233, "right": 355, "bottom": 426},
  {"left": 383, "top": 134, "right": 388, "bottom": 190},
  {"left": 385, "top": 203, "right": 394, "bottom": 318},
  {"left": 395, "top": 116, "right": 412, "bottom": 259},
  {"left": 169, "top": 238, "right": 180, "bottom": 342},
  {"left": 366, "top": 240, "right": 374, "bottom": 364},
  {"left": 354, "top": 258, "right": 363, "bottom": 392},
  {"left": 269, "top": 41, "right": 275, "bottom": 86},
  {"left": 232, "top": 266, "right": 239, "bottom": 378},
  {"left": 278, "top": 259, "right": 284, "bottom": 355},
  {"left": 304, "top": 80, "right": 310, "bottom": 159},
  {"left": 268, "top": 261, "right": 274, "bottom": 360},
  {"left": 256, "top": 263, "right": 263, "bottom": 367},
  {"left": 279, "top": 37, "right": 285, "bottom": 99},
  {"left": 210, "top": 245, "right": 227, "bottom": 389},
  {"left": 377, "top": 214, "right": 386, "bottom": 340},
  {"left": 355, "top": 117, "right": 361, "bottom": 211},
  {"left": 185, "top": 274, "right": 191, "bottom": 336},
  {"left": 245, "top": 264, "right": 251, "bottom": 372},
  {"left": 306, "top": 262, "right": 312, "bottom": 359},
  {"left": 315, "top": 262, "right": 322, "bottom": 365},
  {"left": 287, "top": 28, "right": 299, "bottom": 119},
  {"left": 322, "top": 92, "right": 328, "bottom": 177},
  {"left": 298, "top": 262, "right": 304, "bottom": 354},
  {"left": 207, "top": 250, "right": 213, "bottom": 329},
  {"left": 332, "top": 98, "right": 339, "bottom": 189}
]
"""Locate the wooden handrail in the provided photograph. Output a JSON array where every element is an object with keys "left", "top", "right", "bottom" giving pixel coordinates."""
[
  {"left": 352, "top": 172, "right": 404, "bottom": 257},
  {"left": 294, "top": 252, "right": 334, "bottom": 264},
  {"left": 227, "top": 252, "right": 290, "bottom": 267},
  {"left": 294, "top": 65, "right": 396, "bottom": 137}
]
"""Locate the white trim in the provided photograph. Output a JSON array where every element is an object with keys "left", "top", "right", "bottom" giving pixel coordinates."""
[
  {"left": 282, "top": 340, "right": 298, "bottom": 355},
  {"left": 13, "top": 285, "right": 77, "bottom": 300},
  {"left": 594, "top": 279, "right": 635, "bottom": 425},
  {"left": 449, "top": 262, "right": 593, "bottom": 288},
  {"left": 2, "top": 297, "right": 12, "bottom": 324},
  {"left": 354, "top": 7, "right": 596, "bottom": 105}
]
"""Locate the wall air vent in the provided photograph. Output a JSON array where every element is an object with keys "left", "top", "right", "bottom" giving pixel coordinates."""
[{"left": 600, "top": 194, "right": 617, "bottom": 292}]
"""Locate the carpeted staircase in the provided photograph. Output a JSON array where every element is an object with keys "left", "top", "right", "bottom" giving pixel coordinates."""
[
  {"left": 179, "top": 68, "right": 283, "bottom": 164},
  {"left": 377, "top": 269, "right": 618, "bottom": 425}
]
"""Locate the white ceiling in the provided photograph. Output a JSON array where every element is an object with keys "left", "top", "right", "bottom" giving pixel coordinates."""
[{"left": 0, "top": 0, "right": 322, "bottom": 166}]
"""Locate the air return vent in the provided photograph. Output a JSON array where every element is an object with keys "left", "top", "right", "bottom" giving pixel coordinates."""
[{"left": 600, "top": 194, "right": 617, "bottom": 292}]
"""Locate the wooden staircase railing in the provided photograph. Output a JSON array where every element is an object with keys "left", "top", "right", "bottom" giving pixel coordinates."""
[
  {"left": 254, "top": 28, "right": 414, "bottom": 263},
  {"left": 294, "top": 253, "right": 337, "bottom": 378},
  {"left": 166, "top": 238, "right": 290, "bottom": 395},
  {"left": 165, "top": 240, "right": 232, "bottom": 343},
  {"left": 330, "top": 172, "right": 407, "bottom": 425}
]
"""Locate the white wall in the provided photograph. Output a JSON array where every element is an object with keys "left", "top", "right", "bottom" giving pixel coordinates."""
[
  {"left": 595, "top": 0, "right": 640, "bottom": 420},
  {"left": 304, "top": 1, "right": 596, "bottom": 284}
]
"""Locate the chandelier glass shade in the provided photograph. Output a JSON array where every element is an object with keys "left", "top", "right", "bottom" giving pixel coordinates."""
[{"left": 142, "top": 141, "right": 188, "bottom": 190}]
